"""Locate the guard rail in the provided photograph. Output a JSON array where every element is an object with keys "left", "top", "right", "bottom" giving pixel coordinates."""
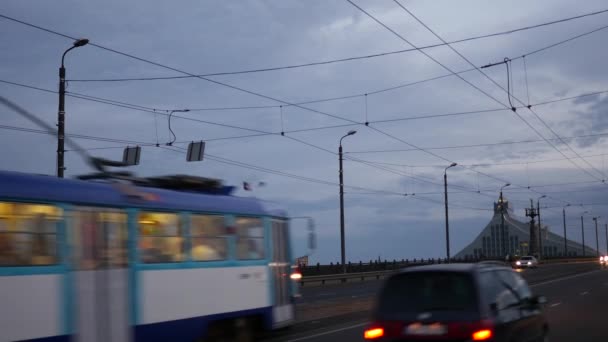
[{"left": 298, "top": 257, "right": 599, "bottom": 286}]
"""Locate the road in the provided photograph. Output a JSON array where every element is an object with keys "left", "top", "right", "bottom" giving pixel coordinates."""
[
  {"left": 298, "top": 262, "right": 598, "bottom": 304},
  {"left": 270, "top": 263, "right": 607, "bottom": 341}
]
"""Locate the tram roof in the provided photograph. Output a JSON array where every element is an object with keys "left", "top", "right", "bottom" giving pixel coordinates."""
[{"left": 0, "top": 170, "right": 287, "bottom": 217}]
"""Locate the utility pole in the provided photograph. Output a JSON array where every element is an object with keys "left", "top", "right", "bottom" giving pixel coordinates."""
[
  {"left": 593, "top": 217, "right": 601, "bottom": 257},
  {"left": 444, "top": 163, "right": 457, "bottom": 263},
  {"left": 525, "top": 199, "right": 538, "bottom": 256},
  {"left": 605, "top": 223, "right": 608, "bottom": 256},
  {"left": 57, "top": 39, "right": 89, "bottom": 178},
  {"left": 338, "top": 130, "right": 356, "bottom": 273},
  {"left": 537, "top": 195, "right": 546, "bottom": 259},
  {"left": 581, "top": 214, "right": 587, "bottom": 257},
  {"left": 563, "top": 204, "right": 570, "bottom": 256}
]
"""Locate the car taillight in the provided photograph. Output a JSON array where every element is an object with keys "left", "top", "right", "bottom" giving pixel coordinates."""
[
  {"left": 472, "top": 329, "right": 493, "bottom": 340},
  {"left": 364, "top": 328, "right": 384, "bottom": 340},
  {"left": 363, "top": 321, "right": 402, "bottom": 340}
]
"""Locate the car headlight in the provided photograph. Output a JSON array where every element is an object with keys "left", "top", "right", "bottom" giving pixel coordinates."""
[
  {"left": 516, "top": 261, "right": 521, "bottom": 265},
  {"left": 527, "top": 262, "right": 532, "bottom": 265}
]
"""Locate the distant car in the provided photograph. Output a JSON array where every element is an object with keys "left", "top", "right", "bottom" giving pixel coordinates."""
[
  {"left": 515, "top": 256, "right": 538, "bottom": 269},
  {"left": 600, "top": 256, "right": 608, "bottom": 267},
  {"left": 364, "top": 262, "right": 548, "bottom": 341}
]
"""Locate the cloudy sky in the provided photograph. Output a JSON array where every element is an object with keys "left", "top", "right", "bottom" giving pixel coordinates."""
[{"left": 1, "top": 0, "right": 608, "bottom": 263}]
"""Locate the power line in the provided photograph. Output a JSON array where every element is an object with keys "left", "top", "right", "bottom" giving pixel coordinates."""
[
  {"left": 4, "top": 77, "right": 608, "bottom": 188},
  {"left": 0, "top": 13, "right": 599, "bottom": 206},
  {"left": 392, "top": 0, "right": 606, "bottom": 184},
  {"left": 4, "top": 77, "right": 608, "bottom": 152},
  {"left": 162, "top": 146, "right": 492, "bottom": 211},
  {"left": 2, "top": 12, "right": 606, "bottom": 117},
  {"left": 5, "top": 109, "right": 601, "bottom": 206},
  {"left": 347, "top": 131, "right": 608, "bottom": 154},
  {"left": 45, "top": 8, "right": 608, "bottom": 82},
  {"left": 346, "top": 0, "right": 578, "bottom": 207}
]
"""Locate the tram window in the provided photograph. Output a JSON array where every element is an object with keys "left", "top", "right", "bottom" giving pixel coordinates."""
[
  {"left": 191, "top": 215, "right": 227, "bottom": 261},
  {"left": 0, "top": 202, "right": 60, "bottom": 266},
  {"left": 138, "top": 212, "right": 184, "bottom": 263},
  {"left": 235, "top": 217, "right": 265, "bottom": 260}
]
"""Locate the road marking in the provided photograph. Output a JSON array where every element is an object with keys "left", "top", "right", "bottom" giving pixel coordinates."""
[
  {"left": 550, "top": 302, "right": 562, "bottom": 307},
  {"left": 580, "top": 291, "right": 589, "bottom": 296},
  {"left": 530, "top": 270, "right": 600, "bottom": 288},
  {"left": 286, "top": 322, "right": 367, "bottom": 342}
]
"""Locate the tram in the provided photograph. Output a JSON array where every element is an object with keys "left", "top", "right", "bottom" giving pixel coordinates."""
[{"left": 0, "top": 171, "right": 308, "bottom": 342}]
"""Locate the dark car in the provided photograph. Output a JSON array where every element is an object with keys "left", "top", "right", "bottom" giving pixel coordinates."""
[{"left": 364, "top": 262, "right": 548, "bottom": 341}]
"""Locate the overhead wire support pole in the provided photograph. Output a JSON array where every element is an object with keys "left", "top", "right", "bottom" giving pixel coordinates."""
[
  {"left": 339, "top": 130, "right": 357, "bottom": 274},
  {"left": 593, "top": 217, "right": 601, "bottom": 257},
  {"left": 537, "top": 195, "right": 546, "bottom": 259},
  {"left": 563, "top": 204, "right": 570, "bottom": 256},
  {"left": 444, "top": 163, "right": 457, "bottom": 262}
]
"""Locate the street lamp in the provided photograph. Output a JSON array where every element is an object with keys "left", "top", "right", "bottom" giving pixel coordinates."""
[
  {"left": 339, "top": 130, "right": 356, "bottom": 273},
  {"left": 443, "top": 162, "right": 457, "bottom": 262},
  {"left": 57, "top": 38, "right": 89, "bottom": 178},
  {"left": 581, "top": 211, "right": 589, "bottom": 256},
  {"left": 499, "top": 183, "right": 510, "bottom": 257},
  {"left": 563, "top": 204, "right": 570, "bottom": 256},
  {"left": 593, "top": 216, "right": 601, "bottom": 257},
  {"left": 537, "top": 195, "right": 546, "bottom": 259}
]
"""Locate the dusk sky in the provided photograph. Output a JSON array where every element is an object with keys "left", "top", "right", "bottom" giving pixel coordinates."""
[{"left": 2, "top": 0, "right": 608, "bottom": 263}]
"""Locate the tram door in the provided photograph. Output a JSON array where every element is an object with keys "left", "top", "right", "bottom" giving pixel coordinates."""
[
  {"left": 72, "top": 209, "right": 131, "bottom": 342},
  {"left": 271, "top": 219, "right": 294, "bottom": 327}
]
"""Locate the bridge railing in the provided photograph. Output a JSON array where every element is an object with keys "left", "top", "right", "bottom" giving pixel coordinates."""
[{"left": 297, "top": 256, "right": 598, "bottom": 286}]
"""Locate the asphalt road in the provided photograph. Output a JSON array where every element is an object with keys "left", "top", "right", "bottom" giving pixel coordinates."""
[{"left": 273, "top": 266, "right": 608, "bottom": 342}]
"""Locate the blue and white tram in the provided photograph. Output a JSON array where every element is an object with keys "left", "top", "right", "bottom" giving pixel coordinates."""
[{"left": 0, "top": 171, "right": 304, "bottom": 342}]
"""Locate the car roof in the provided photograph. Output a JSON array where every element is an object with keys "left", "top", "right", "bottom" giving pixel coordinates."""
[{"left": 395, "top": 263, "right": 509, "bottom": 274}]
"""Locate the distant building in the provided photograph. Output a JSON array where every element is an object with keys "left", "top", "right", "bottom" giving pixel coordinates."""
[{"left": 454, "top": 197, "right": 595, "bottom": 259}]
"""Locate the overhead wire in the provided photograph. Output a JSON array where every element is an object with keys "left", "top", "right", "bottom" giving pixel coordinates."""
[
  {"left": 161, "top": 146, "right": 493, "bottom": 211},
  {"left": 389, "top": 0, "right": 607, "bottom": 183},
  {"left": 2, "top": 11, "right": 607, "bottom": 116},
  {"left": 2, "top": 11, "right": 605, "bottom": 206},
  {"left": 347, "top": 0, "right": 595, "bottom": 207},
  {"left": 44, "top": 8, "right": 608, "bottom": 82}
]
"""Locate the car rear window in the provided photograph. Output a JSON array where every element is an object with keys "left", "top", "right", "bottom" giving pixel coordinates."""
[{"left": 378, "top": 271, "right": 478, "bottom": 314}]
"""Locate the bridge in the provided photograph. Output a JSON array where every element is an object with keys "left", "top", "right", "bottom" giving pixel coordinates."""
[{"left": 268, "top": 260, "right": 607, "bottom": 341}]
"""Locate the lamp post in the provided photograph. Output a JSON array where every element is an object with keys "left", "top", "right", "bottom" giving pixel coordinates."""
[
  {"left": 443, "top": 162, "right": 457, "bottom": 262},
  {"left": 537, "top": 195, "right": 546, "bottom": 259},
  {"left": 57, "top": 38, "right": 89, "bottom": 178},
  {"left": 563, "top": 204, "right": 570, "bottom": 256},
  {"left": 581, "top": 211, "right": 589, "bottom": 256},
  {"left": 499, "top": 183, "right": 511, "bottom": 257},
  {"left": 339, "top": 130, "right": 356, "bottom": 273},
  {"left": 605, "top": 223, "right": 608, "bottom": 256},
  {"left": 593, "top": 217, "right": 601, "bottom": 257}
]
